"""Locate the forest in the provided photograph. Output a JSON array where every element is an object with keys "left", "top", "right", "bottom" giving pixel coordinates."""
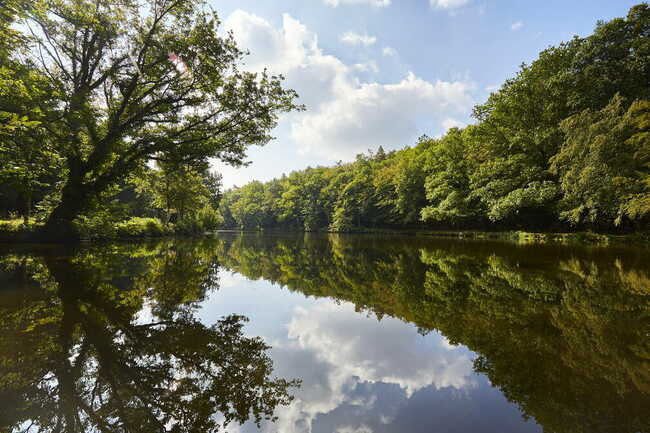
[
  {"left": 0, "top": 2, "right": 648, "bottom": 239},
  {"left": 219, "top": 4, "right": 650, "bottom": 233}
]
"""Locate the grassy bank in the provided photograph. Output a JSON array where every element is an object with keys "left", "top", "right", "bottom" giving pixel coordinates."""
[
  {"left": 3, "top": 217, "right": 648, "bottom": 246},
  {"left": 0, "top": 217, "right": 211, "bottom": 243}
]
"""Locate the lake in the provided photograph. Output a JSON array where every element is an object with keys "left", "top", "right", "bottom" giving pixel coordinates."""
[{"left": 0, "top": 233, "right": 648, "bottom": 433}]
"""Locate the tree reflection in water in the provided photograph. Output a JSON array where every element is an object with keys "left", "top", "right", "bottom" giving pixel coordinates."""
[
  {"left": 1, "top": 234, "right": 649, "bottom": 433},
  {"left": 0, "top": 241, "right": 299, "bottom": 433},
  {"left": 216, "top": 233, "right": 650, "bottom": 433}
]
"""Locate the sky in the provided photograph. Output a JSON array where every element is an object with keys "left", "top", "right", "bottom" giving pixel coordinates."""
[{"left": 209, "top": 0, "right": 640, "bottom": 189}]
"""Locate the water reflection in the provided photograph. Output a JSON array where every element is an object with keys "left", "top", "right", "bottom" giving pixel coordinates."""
[
  {"left": 0, "top": 242, "right": 298, "bottom": 433},
  {"left": 215, "top": 234, "right": 650, "bottom": 433},
  {"left": 1, "top": 234, "right": 649, "bottom": 433}
]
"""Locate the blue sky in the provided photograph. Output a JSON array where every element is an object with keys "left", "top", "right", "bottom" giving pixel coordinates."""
[{"left": 209, "top": 0, "right": 640, "bottom": 188}]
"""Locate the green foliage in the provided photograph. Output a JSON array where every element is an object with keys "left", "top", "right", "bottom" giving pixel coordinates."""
[
  {"left": 1, "top": 2, "right": 649, "bottom": 236},
  {"left": 551, "top": 95, "right": 650, "bottom": 227},
  {"left": 168, "top": 204, "right": 223, "bottom": 236},
  {"left": 0, "top": 0, "right": 300, "bottom": 238},
  {"left": 421, "top": 128, "right": 481, "bottom": 224},
  {"left": 134, "top": 162, "right": 213, "bottom": 222},
  {"left": 115, "top": 217, "right": 167, "bottom": 238}
]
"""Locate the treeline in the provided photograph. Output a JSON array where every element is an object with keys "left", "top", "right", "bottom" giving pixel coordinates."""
[{"left": 220, "top": 4, "right": 650, "bottom": 233}]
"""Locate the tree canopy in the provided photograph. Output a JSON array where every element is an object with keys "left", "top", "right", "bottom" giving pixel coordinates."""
[{"left": 0, "top": 0, "right": 299, "bottom": 238}]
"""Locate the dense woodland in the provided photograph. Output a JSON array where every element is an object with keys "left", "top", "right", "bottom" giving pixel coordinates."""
[{"left": 220, "top": 4, "right": 650, "bottom": 233}]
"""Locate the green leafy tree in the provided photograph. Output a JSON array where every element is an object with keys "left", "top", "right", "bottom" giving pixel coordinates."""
[
  {"left": 569, "top": 4, "right": 650, "bottom": 110},
  {"left": 136, "top": 162, "right": 210, "bottom": 222},
  {"left": 420, "top": 128, "right": 482, "bottom": 225},
  {"left": 16, "top": 0, "right": 299, "bottom": 239},
  {"left": 468, "top": 40, "right": 581, "bottom": 225},
  {"left": 551, "top": 95, "right": 650, "bottom": 227}
]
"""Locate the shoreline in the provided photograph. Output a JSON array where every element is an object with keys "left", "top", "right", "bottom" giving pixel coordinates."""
[
  {"left": 1, "top": 226, "right": 648, "bottom": 246},
  {"left": 216, "top": 228, "right": 650, "bottom": 246}
]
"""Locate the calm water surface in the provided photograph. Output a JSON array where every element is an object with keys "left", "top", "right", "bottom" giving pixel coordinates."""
[{"left": 0, "top": 234, "right": 648, "bottom": 433}]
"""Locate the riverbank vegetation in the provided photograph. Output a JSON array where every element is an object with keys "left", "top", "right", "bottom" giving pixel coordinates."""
[
  {"left": 0, "top": 0, "right": 299, "bottom": 241},
  {"left": 1, "top": 2, "right": 648, "bottom": 240},
  {"left": 220, "top": 4, "right": 650, "bottom": 234}
]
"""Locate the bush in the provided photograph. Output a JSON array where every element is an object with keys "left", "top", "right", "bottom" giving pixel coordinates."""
[
  {"left": 174, "top": 206, "right": 223, "bottom": 235},
  {"left": 115, "top": 217, "right": 167, "bottom": 238},
  {"left": 0, "top": 219, "right": 41, "bottom": 233},
  {"left": 198, "top": 206, "right": 223, "bottom": 231},
  {"left": 74, "top": 210, "right": 119, "bottom": 240}
]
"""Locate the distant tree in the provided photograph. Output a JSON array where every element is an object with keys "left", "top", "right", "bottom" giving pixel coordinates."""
[
  {"left": 421, "top": 128, "right": 481, "bottom": 225},
  {"left": 135, "top": 161, "right": 211, "bottom": 223}
]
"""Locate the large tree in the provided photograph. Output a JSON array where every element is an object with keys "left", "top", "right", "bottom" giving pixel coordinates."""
[{"left": 17, "top": 0, "right": 299, "bottom": 239}]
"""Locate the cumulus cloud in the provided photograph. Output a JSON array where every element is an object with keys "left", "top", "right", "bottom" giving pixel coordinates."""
[
  {"left": 340, "top": 31, "right": 377, "bottom": 46},
  {"left": 292, "top": 73, "right": 474, "bottom": 159},
  {"left": 323, "top": 0, "right": 390, "bottom": 7},
  {"left": 430, "top": 0, "right": 470, "bottom": 9},
  {"left": 353, "top": 61, "right": 379, "bottom": 74},
  {"left": 511, "top": 21, "right": 524, "bottom": 31},
  {"left": 224, "top": 10, "right": 474, "bottom": 163}
]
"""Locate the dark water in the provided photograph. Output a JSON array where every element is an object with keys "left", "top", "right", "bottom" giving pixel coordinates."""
[{"left": 0, "top": 234, "right": 648, "bottom": 433}]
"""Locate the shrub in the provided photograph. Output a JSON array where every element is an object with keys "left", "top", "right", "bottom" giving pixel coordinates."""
[
  {"left": 115, "top": 217, "right": 166, "bottom": 238},
  {"left": 198, "top": 206, "right": 223, "bottom": 231},
  {"left": 173, "top": 206, "right": 223, "bottom": 235},
  {"left": 0, "top": 219, "right": 41, "bottom": 233}
]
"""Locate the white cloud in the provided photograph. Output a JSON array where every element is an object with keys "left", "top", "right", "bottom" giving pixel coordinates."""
[
  {"left": 442, "top": 117, "right": 466, "bottom": 131},
  {"left": 292, "top": 73, "right": 474, "bottom": 160},
  {"left": 511, "top": 21, "right": 524, "bottom": 31},
  {"left": 224, "top": 9, "right": 475, "bottom": 167},
  {"left": 382, "top": 46, "right": 397, "bottom": 57},
  {"left": 323, "top": 0, "right": 390, "bottom": 7},
  {"left": 353, "top": 61, "right": 379, "bottom": 74},
  {"left": 340, "top": 31, "right": 377, "bottom": 46},
  {"left": 430, "top": 0, "right": 470, "bottom": 9}
]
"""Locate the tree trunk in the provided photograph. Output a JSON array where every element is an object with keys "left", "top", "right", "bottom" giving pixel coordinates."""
[
  {"left": 23, "top": 192, "right": 32, "bottom": 225},
  {"left": 42, "top": 179, "right": 90, "bottom": 242}
]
